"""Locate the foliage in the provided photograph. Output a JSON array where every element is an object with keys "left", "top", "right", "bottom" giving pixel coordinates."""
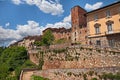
[
  {"left": 34, "top": 41, "right": 43, "bottom": 46},
  {"left": 91, "top": 78, "right": 97, "bottom": 80},
  {"left": 42, "top": 29, "right": 54, "bottom": 46},
  {"left": 0, "top": 46, "right": 37, "bottom": 80},
  {"left": 67, "top": 72, "right": 72, "bottom": 76},
  {"left": 83, "top": 74, "right": 87, "bottom": 80},
  {"left": 54, "top": 38, "right": 66, "bottom": 44},
  {"left": 38, "top": 52, "right": 44, "bottom": 70},
  {"left": 34, "top": 29, "right": 54, "bottom": 47},
  {"left": 31, "top": 75, "right": 49, "bottom": 80},
  {"left": 53, "top": 48, "right": 66, "bottom": 53},
  {"left": 88, "top": 71, "right": 94, "bottom": 76},
  {"left": 101, "top": 72, "right": 120, "bottom": 80},
  {"left": 0, "top": 47, "right": 4, "bottom": 56}
]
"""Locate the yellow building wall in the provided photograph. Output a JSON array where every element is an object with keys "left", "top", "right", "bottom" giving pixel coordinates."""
[{"left": 87, "top": 3, "right": 120, "bottom": 37}]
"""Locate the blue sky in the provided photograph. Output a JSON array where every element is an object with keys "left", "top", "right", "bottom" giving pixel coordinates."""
[{"left": 0, "top": 0, "right": 117, "bottom": 46}]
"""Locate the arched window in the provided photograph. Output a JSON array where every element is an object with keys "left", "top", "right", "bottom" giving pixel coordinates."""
[
  {"left": 94, "top": 23, "right": 101, "bottom": 34},
  {"left": 106, "top": 20, "right": 114, "bottom": 33}
]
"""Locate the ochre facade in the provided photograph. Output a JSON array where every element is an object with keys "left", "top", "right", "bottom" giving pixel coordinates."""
[{"left": 87, "top": 2, "right": 120, "bottom": 47}]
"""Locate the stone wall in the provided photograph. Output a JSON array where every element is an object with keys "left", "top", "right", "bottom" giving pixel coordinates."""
[
  {"left": 29, "top": 45, "right": 120, "bottom": 69},
  {"left": 33, "top": 67, "right": 120, "bottom": 80}
]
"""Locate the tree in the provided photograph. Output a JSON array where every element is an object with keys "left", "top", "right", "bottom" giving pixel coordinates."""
[
  {"left": 42, "top": 29, "right": 54, "bottom": 46},
  {"left": 0, "top": 46, "right": 37, "bottom": 80},
  {"left": 0, "top": 47, "right": 4, "bottom": 56}
]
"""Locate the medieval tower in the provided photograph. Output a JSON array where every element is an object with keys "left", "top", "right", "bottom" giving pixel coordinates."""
[{"left": 71, "top": 6, "right": 87, "bottom": 44}]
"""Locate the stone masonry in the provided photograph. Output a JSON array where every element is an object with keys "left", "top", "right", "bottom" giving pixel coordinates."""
[{"left": 29, "top": 45, "right": 120, "bottom": 69}]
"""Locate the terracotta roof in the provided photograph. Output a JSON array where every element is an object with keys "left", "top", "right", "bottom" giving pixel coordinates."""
[
  {"left": 9, "top": 35, "right": 42, "bottom": 46},
  {"left": 24, "top": 35, "right": 42, "bottom": 41},
  {"left": 43, "top": 27, "right": 71, "bottom": 33}
]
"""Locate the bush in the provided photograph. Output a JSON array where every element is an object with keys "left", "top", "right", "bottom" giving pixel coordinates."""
[
  {"left": 101, "top": 72, "right": 120, "bottom": 80},
  {"left": 91, "top": 78, "right": 97, "bottom": 80},
  {"left": 31, "top": 75, "right": 49, "bottom": 80}
]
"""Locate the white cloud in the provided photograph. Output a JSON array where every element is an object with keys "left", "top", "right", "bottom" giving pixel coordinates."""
[
  {"left": 0, "top": 14, "right": 71, "bottom": 46},
  {"left": 16, "top": 21, "right": 41, "bottom": 37},
  {"left": 0, "top": 26, "right": 22, "bottom": 46},
  {"left": 63, "top": 14, "right": 71, "bottom": 23},
  {"left": 11, "top": 0, "right": 64, "bottom": 15},
  {"left": 5, "top": 22, "right": 10, "bottom": 28},
  {"left": 0, "top": 21, "right": 41, "bottom": 46},
  {"left": 85, "top": 2, "right": 103, "bottom": 11},
  {"left": 43, "top": 14, "right": 71, "bottom": 31},
  {"left": 11, "top": 0, "right": 22, "bottom": 5}
]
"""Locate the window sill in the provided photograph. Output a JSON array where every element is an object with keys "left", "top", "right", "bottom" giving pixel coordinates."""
[
  {"left": 95, "top": 33, "right": 101, "bottom": 35},
  {"left": 106, "top": 16, "right": 112, "bottom": 19},
  {"left": 94, "top": 19, "right": 98, "bottom": 22}
]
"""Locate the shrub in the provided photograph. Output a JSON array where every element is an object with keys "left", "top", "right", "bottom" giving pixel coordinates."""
[
  {"left": 31, "top": 75, "right": 49, "bottom": 80},
  {"left": 88, "top": 71, "right": 94, "bottom": 76},
  {"left": 91, "top": 78, "right": 97, "bottom": 80},
  {"left": 67, "top": 72, "right": 72, "bottom": 76}
]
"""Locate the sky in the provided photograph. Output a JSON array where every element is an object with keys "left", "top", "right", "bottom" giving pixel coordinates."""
[{"left": 0, "top": 0, "right": 118, "bottom": 46}]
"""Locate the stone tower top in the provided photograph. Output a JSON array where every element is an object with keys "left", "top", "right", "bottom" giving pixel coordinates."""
[{"left": 71, "top": 6, "right": 87, "bottom": 27}]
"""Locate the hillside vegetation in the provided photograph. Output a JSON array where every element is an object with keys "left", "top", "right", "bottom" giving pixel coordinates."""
[{"left": 0, "top": 46, "right": 37, "bottom": 80}]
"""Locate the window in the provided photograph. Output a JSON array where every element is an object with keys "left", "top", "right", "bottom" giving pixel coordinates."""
[
  {"left": 96, "top": 40, "right": 101, "bottom": 46},
  {"left": 106, "top": 10, "right": 111, "bottom": 18},
  {"left": 75, "top": 32, "right": 76, "bottom": 36},
  {"left": 74, "top": 26, "right": 76, "bottom": 29},
  {"left": 79, "top": 25, "right": 82, "bottom": 28},
  {"left": 94, "top": 23, "right": 101, "bottom": 34},
  {"left": 95, "top": 26, "right": 100, "bottom": 34},
  {"left": 94, "top": 14, "right": 98, "bottom": 21},
  {"left": 108, "top": 39, "right": 114, "bottom": 47},
  {"left": 107, "top": 23, "right": 112, "bottom": 32},
  {"left": 75, "top": 38, "right": 76, "bottom": 41},
  {"left": 69, "top": 37, "right": 71, "bottom": 40}
]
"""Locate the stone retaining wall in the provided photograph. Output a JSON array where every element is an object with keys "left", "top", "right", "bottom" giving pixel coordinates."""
[
  {"left": 33, "top": 67, "right": 120, "bottom": 80},
  {"left": 29, "top": 45, "right": 120, "bottom": 69}
]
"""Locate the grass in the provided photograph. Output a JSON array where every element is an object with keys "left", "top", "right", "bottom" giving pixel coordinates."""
[{"left": 31, "top": 75, "right": 49, "bottom": 80}]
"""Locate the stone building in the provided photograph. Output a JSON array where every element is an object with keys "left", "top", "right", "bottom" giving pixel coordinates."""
[
  {"left": 87, "top": 1, "right": 120, "bottom": 48},
  {"left": 71, "top": 6, "right": 88, "bottom": 44},
  {"left": 43, "top": 27, "right": 71, "bottom": 43},
  {"left": 10, "top": 35, "right": 42, "bottom": 49},
  {"left": 10, "top": 1, "right": 120, "bottom": 48}
]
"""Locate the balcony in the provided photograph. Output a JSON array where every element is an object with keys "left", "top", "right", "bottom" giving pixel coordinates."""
[{"left": 105, "top": 29, "right": 120, "bottom": 35}]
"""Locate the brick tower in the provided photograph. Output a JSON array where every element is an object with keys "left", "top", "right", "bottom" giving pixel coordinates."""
[{"left": 71, "top": 6, "right": 87, "bottom": 44}]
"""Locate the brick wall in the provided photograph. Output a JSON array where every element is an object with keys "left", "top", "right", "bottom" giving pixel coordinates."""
[{"left": 71, "top": 6, "right": 87, "bottom": 44}]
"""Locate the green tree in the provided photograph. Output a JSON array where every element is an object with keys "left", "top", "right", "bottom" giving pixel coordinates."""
[
  {"left": 0, "top": 47, "right": 4, "bottom": 56},
  {"left": 42, "top": 29, "right": 54, "bottom": 46},
  {"left": 0, "top": 46, "right": 28, "bottom": 80},
  {"left": 0, "top": 46, "right": 37, "bottom": 80}
]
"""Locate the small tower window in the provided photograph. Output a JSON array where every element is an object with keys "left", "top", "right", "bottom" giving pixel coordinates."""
[{"left": 106, "top": 10, "right": 111, "bottom": 18}]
